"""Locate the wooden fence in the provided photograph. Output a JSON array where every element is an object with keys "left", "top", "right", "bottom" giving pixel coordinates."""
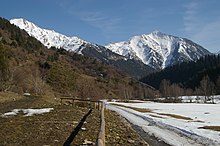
[
  {"left": 60, "top": 97, "right": 106, "bottom": 146},
  {"left": 60, "top": 97, "right": 102, "bottom": 110},
  {"left": 97, "top": 102, "right": 105, "bottom": 146}
]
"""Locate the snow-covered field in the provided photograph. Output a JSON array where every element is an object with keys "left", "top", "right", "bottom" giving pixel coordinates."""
[{"left": 106, "top": 98, "right": 220, "bottom": 146}]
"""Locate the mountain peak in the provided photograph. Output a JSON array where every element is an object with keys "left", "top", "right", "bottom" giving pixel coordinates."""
[
  {"left": 10, "top": 18, "right": 87, "bottom": 52},
  {"left": 106, "top": 31, "right": 211, "bottom": 70},
  {"left": 148, "top": 30, "right": 174, "bottom": 39},
  {"left": 10, "top": 18, "right": 26, "bottom": 23},
  {"left": 151, "top": 30, "right": 163, "bottom": 35},
  {"left": 10, "top": 18, "right": 37, "bottom": 30}
]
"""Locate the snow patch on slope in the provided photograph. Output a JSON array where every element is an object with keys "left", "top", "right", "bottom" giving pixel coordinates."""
[{"left": 10, "top": 18, "right": 86, "bottom": 52}]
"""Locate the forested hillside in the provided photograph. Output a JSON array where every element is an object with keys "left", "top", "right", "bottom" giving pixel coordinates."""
[
  {"left": 0, "top": 17, "right": 155, "bottom": 100},
  {"left": 141, "top": 54, "right": 220, "bottom": 96}
]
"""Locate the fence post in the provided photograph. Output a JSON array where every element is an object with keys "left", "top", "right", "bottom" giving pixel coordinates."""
[{"left": 97, "top": 102, "right": 105, "bottom": 146}]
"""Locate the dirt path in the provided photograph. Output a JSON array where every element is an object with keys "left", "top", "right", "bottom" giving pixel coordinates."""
[{"left": 105, "top": 109, "right": 149, "bottom": 146}]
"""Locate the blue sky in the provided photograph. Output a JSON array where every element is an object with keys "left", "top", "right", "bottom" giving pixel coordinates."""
[{"left": 1, "top": 0, "right": 220, "bottom": 53}]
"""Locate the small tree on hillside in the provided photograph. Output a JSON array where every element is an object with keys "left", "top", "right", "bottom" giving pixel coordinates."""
[
  {"left": 216, "top": 76, "right": 220, "bottom": 94},
  {"left": 200, "top": 75, "right": 214, "bottom": 103},
  {"left": 25, "top": 65, "right": 46, "bottom": 96},
  {"left": 209, "top": 81, "right": 215, "bottom": 104},
  {"left": 194, "top": 87, "right": 202, "bottom": 103}
]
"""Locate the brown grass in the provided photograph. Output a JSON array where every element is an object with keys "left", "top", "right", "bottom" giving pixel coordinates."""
[
  {"left": 189, "top": 120, "right": 205, "bottom": 123},
  {"left": 149, "top": 114, "right": 165, "bottom": 119},
  {"left": 0, "top": 105, "right": 100, "bottom": 145},
  {"left": 116, "top": 100, "right": 144, "bottom": 104},
  {"left": 0, "top": 92, "right": 24, "bottom": 103},
  {"left": 111, "top": 103, "right": 152, "bottom": 113},
  {"left": 198, "top": 126, "right": 220, "bottom": 132},
  {"left": 157, "top": 113, "right": 193, "bottom": 120}
]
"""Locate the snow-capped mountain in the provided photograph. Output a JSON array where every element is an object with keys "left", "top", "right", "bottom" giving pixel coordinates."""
[
  {"left": 10, "top": 18, "right": 154, "bottom": 78},
  {"left": 10, "top": 18, "right": 86, "bottom": 53},
  {"left": 10, "top": 18, "right": 211, "bottom": 77},
  {"left": 106, "top": 31, "right": 211, "bottom": 69}
]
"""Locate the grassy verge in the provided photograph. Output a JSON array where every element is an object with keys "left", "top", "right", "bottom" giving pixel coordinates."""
[
  {"left": 0, "top": 92, "right": 24, "bottom": 103},
  {"left": 116, "top": 100, "right": 145, "bottom": 104},
  {"left": 110, "top": 103, "right": 152, "bottom": 113},
  {"left": 149, "top": 114, "right": 165, "bottom": 119},
  {"left": 156, "top": 113, "right": 193, "bottom": 120},
  {"left": 198, "top": 126, "right": 220, "bottom": 132},
  {"left": 105, "top": 109, "right": 148, "bottom": 146}
]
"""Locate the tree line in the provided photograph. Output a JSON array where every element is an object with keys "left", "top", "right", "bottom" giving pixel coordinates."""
[{"left": 140, "top": 54, "right": 220, "bottom": 101}]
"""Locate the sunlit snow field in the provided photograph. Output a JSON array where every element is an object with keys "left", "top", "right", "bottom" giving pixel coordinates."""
[{"left": 107, "top": 96, "right": 220, "bottom": 146}]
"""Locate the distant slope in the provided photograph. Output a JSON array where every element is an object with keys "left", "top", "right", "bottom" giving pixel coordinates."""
[
  {"left": 140, "top": 54, "right": 220, "bottom": 89},
  {"left": 10, "top": 18, "right": 154, "bottom": 78},
  {"left": 80, "top": 43, "right": 155, "bottom": 78},
  {"left": 0, "top": 17, "right": 155, "bottom": 99},
  {"left": 106, "top": 31, "right": 211, "bottom": 70}
]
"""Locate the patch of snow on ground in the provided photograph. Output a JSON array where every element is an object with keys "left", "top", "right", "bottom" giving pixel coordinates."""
[
  {"left": 1, "top": 109, "right": 20, "bottom": 117},
  {"left": 22, "top": 108, "right": 54, "bottom": 116},
  {"left": 1, "top": 108, "right": 53, "bottom": 117},
  {"left": 106, "top": 100, "right": 220, "bottom": 146},
  {"left": 180, "top": 95, "right": 220, "bottom": 104}
]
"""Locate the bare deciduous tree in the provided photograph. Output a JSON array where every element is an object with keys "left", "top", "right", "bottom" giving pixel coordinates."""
[
  {"left": 200, "top": 75, "right": 215, "bottom": 103},
  {"left": 159, "top": 79, "right": 170, "bottom": 97}
]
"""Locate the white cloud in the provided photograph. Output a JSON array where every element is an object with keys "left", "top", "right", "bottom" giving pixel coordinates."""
[
  {"left": 75, "top": 10, "right": 123, "bottom": 42},
  {"left": 58, "top": 1, "right": 122, "bottom": 41},
  {"left": 77, "top": 11, "right": 121, "bottom": 33},
  {"left": 183, "top": 1, "right": 200, "bottom": 33}
]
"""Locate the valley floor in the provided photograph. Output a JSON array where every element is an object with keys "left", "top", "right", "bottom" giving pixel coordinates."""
[
  {"left": 2, "top": 92, "right": 220, "bottom": 146},
  {"left": 106, "top": 99, "right": 220, "bottom": 146},
  {"left": 0, "top": 92, "right": 148, "bottom": 146}
]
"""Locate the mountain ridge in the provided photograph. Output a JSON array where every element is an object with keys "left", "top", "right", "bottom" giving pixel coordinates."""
[
  {"left": 10, "top": 18, "right": 154, "bottom": 78},
  {"left": 10, "top": 18, "right": 86, "bottom": 53},
  {"left": 106, "top": 31, "right": 211, "bottom": 69},
  {"left": 10, "top": 18, "right": 211, "bottom": 72}
]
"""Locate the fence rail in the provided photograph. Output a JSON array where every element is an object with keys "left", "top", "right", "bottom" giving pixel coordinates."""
[{"left": 60, "top": 97, "right": 102, "bottom": 110}]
